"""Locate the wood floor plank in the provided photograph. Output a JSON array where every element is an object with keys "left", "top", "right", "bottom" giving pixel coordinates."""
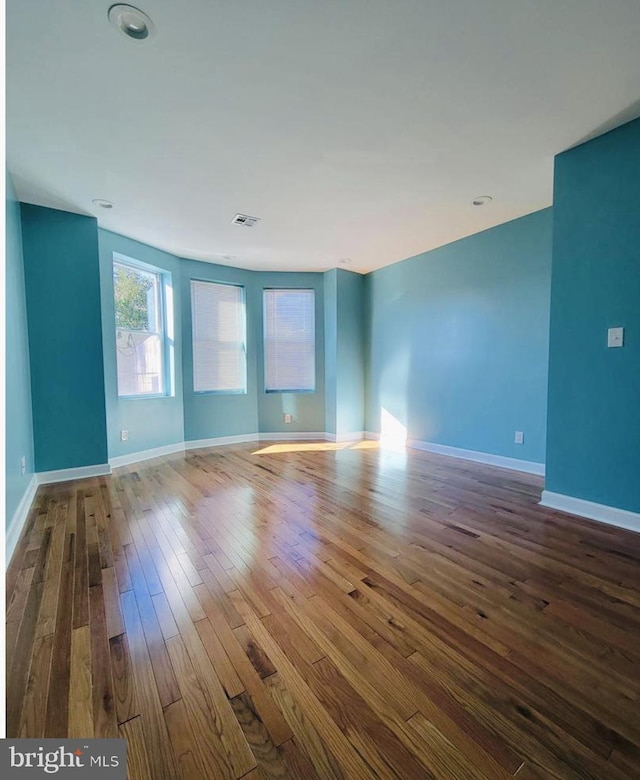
[
  {"left": 89, "top": 584, "right": 118, "bottom": 738},
  {"left": 233, "top": 624, "right": 277, "bottom": 680},
  {"left": 279, "top": 738, "right": 323, "bottom": 780},
  {"left": 7, "top": 442, "right": 640, "bottom": 779},
  {"left": 102, "top": 566, "right": 126, "bottom": 639},
  {"left": 109, "top": 633, "right": 140, "bottom": 725},
  {"left": 120, "top": 589, "right": 177, "bottom": 780},
  {"left": 6, "top": 503, "right": 40, "bottom": 599},
  {"left": 7, "top": 576, "right": 44, "bottom": 737},
  {"left": 119, "top": 716, "right": 153, "bottom": 780},
  {"left": 147, "top": 545, "right": 257, "bottom": 777},
  {"left": 309, "top": 655, "right": 436, "bottom": 780},
  {"left": 230, "top": 692, "right": 297, "bottom": 780},
  {"left": 18, "top": 633, "right": 54, "bottom": 738},
  {"left": 44, "top": 532, "right": 74, "bottom": 737},
  {"left": 163, "top": 699, "right": 208, "bottom": 780},
  {"left": 152, "top": 591, "right": 180, "bottom": 640},
  {"left": 273, "top": 586, "right": 516, "bottom": 778},
  {"left": 88, "top": 524, "right": 102, "bottom": 588},
  {"left": 95, "top": 484, "right": 115, "bottom": 570},
  {"left": 263, "top": 673, "right": 358, "bottom": 780},
  {"left": 261, "top": 607, "right": 325, "bottom": 667},
  {"left": 195, "top": 617, "right": 246, "bottom": 698},
  {"left": 406, "top": 711, "right": 495, "bottom": 780},
  {"left": 68, "top": 626, "right": 93, "bottom": 738},
  {"left": 198, "top": 563, "right": 246, "bottom": 628},
  {"left": 6, "top": 567, "right": 35, "bottom": 625},
  {"left": 166, "top": 634, "right": 255, "bottom": 780},
  {"left": 231, "top": 591, "right": 375, "bottom": 780},
  {"left": 193, "top": 584, "right": 293, "bottom": 746},
  {"left": 35, "top": 502, "right": 67, "bottom": 638},
  {"left": 72, "top": 492, "right": 89, "bottom": 629},
  {"left": 124, "top": 543, "right": 181, "bottom": 708}
]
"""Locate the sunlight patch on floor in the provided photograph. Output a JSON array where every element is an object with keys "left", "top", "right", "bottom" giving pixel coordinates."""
[
  {"left": 350, "top": 440, "right": 380, "bottom": 450},
  {"left": 252, "top": 440, "right": 382, "bottom": 455},
  {"left": 253, "top": 442, "right": 349, "bottom": 454}
]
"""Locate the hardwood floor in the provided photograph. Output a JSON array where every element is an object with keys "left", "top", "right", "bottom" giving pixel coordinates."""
[{"left": 6, "top": 441, "right": 640, "bottom": 779}]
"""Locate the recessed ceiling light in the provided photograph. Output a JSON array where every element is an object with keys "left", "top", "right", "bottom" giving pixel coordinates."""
[
  {"left": 92, "top": 198, "right": 114, "bottom": 209},
  {"left": 108, "top": 4, "right": 155, "bottom": 41},
  {"left": 339, "top": 258, "right": 352, "bottom": 265},
  {"left": 472, "top": 195, "right": 493, "bottom": 206}
]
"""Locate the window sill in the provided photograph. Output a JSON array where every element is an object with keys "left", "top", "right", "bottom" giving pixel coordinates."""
[
  {"left": 193, "top": 390, "right": 247, "bottom": 397},
  {"left": 117, "top": 393, "right": 173, "bottom": 401},
  {"left": 265, "top": 389, "right": 316, "bottom": 394}
]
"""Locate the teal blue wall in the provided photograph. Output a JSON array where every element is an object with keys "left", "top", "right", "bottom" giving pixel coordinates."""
[
  {"left": 256, "top": 272, "right": 325, "bottom": 434},
  {"left": 21, "top": 204, "right": 108, "bottom": 471},
  {"left": 5, "top": 173, "right": 34, "bottom": 525},
  {"left": 366, "top": 209, "right": 552, "bottom": 463},
  {"left": 335, "top": 269, "right": 365, "bottom": 435},
  {"left": 181, "top": 259, "right": 258, "bottom": 441},
  {"left": 546, "top": 119, "right": 640, "bottom": 512},
  {"left": 323, "top": 270, "right": 338, "bottom": 435},
  {"left": 98, "top": 229, "right": 184, "bottom": 458},
  {"left": 324, "top": 269, "right": 366, "bottom": 437}
]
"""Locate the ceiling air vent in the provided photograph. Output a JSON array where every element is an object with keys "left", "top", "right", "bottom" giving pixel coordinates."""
[{"left": 231, "top": 213, "right": 261, "bottom": 227}]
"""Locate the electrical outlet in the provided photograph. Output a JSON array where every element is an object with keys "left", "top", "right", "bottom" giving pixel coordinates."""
[
  {"left": 607, "top": 326, "right": 624, "bottom": 348},
  {"left": 284, "top": 413, "right": 292, "bottom": 424},
  {"left": 514, "top": 431, "right": 524, "bottom": 445},
  {"left": 120, "top": 429, "right": 129, "bottom": 441},
  {"left": 20, "top": 455, "right": 26, "bottom": 476}
]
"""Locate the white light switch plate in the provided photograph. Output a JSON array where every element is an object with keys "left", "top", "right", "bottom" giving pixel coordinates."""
[{"left": 607, "top": 327, "right": 624, "bottom": 348}]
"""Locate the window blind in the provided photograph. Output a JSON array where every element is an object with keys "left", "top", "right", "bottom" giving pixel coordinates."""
[
  {"left": 264, "top": 288, "right": 315, "bottom": 392},
  {"left": 191, "top": 280, "right": 246, "bottom": 393}
]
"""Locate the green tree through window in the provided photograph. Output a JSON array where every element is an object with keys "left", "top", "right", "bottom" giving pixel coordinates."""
[{"left": 114, "top": 264, "right": 153, "bottom": 330}]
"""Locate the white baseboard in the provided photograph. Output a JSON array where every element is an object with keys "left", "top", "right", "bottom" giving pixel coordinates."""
[
  {"left": 363, "top": 432, "right": 544, "bottom": 476},
  {"left": 38, "top": 462, "right": 112, "bottom": 485},
  {"left": 325, "top": 431, "right": 366, "bottom": 443},
  {"left": 185, "top": 434, "right": 258, "bottom": 451},
  {"left": 409, "top": 440, "right": 545, "bottom": 476},
  {"left": 110, "top": 443, "right": 185, "bottom": 468},
  {"left": 6, "top": 475, "right": 38, "bottom": 568},
  {"left": 258, "top": 432, "right": 326, "bottom": 442},
  {"left": 540, "top": 490, "right": 640, "bottom": 534},
  {"left": 108, "top": 432, "right": 356, "bottom": 465}
]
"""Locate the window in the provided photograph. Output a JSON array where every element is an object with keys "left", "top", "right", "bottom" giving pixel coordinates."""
[
  {"left": 113, "top": 258, "right": 168, "bottom": 397},
  {"left": 264, "top": 288, "right": 315, "bottom": 392},
  {"left": 191, "top": 280, "right": 247, "bottom": 393}
]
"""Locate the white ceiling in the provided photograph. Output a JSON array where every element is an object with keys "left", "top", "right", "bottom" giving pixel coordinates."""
[{"left": 7, "top": 0, "right": 640, "bottom": 273}]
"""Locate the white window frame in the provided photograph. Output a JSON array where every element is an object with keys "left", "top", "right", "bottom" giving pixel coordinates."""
[
  {"left": 190, "top": 279, "right": 247, "bottom": 395},
  {"left": 113, "top": 254, "right": 171, "bottom": 399},
  {"left": 263, "top": 288, "right": 316, "bottom": 393}
]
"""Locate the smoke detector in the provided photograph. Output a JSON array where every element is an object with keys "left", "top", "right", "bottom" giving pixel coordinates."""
[
  {"left": 231, "top": 213, "right": 261, "bottom": 227},
  {"left": 472, "top": 195, "right": 493, "bottom": 206}
]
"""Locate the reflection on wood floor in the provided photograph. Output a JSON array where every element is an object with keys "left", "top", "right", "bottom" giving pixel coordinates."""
[{"left": 6, "top": 441, "right": 640, "bottom": 779}]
